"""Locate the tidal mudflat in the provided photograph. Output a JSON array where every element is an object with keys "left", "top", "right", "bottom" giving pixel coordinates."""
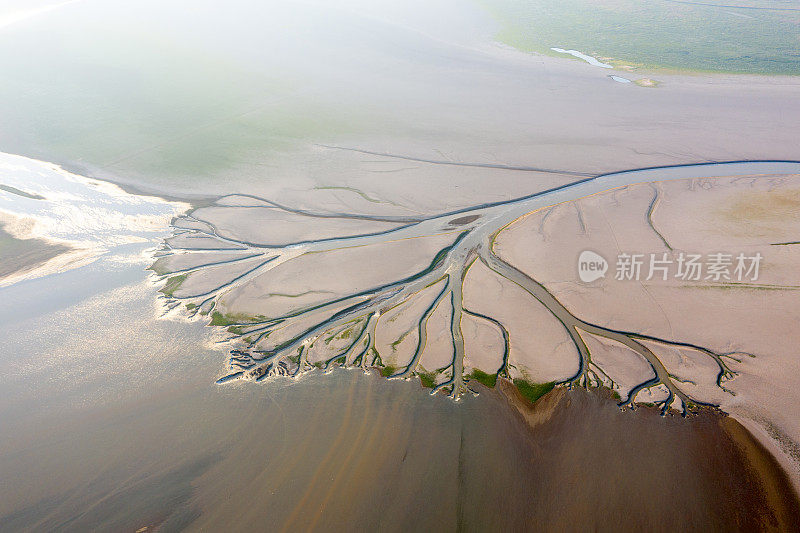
[
  {"left": 2, "top": 0, "right": 800, "bottom": 208},
  {"left": 2, "top": 0, "right": 800, "bottom": 530},
  {"left": 0, "top": 154, "right": 798, "bottom": 531},
  {"left": 155, "top": 162, "right": 800, "bottom": 405},
  {"left": 153, "top": 160, "right": 800, "bottom": 516}
]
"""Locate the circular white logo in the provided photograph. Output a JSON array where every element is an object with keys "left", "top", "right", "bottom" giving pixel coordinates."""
[{"left": 578, "top": 250, "right": 608, "bottom": 282}]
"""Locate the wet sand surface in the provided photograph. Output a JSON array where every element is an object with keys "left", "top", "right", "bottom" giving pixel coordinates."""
[{"left": 0, "top": 226, "right": 70, "bottom": 280}]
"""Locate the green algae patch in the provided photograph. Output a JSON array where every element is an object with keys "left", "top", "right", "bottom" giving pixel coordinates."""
[
  {"left": 513, "top": 379, "right": 555, "bottom": 404},
  {"left": 210, "top": 311, "right": 235, "bottom": 326},
  {"left": 469, "top": 369, "right": 498, "bottom": 388},
  {"left": 417, "top": 370, "right": 437, "bottom": 389},
  {"left": 634, "top": 78, "right": 660, "bottom": 88},
  {"left": 336, "top": 328, "right": 354, "bottom": 340},
  {"left": 328, "top": 355, "right": 346, "bottom": 367},
  {"left": 148, "top": 258, "right": 171, "bottom": 276},
  {"left": 324, "top": 326, "right": 356, "bottom": 345},
  {"left": 160, "top": 274, "right": 187, "bottom": 297},
  {"left": 390, "top": 330, "right": 412, "bottom": 351},
  {"left": 379, "top": 364, "right": 397, "bottom": 378},
  {"left": 210, "top": 311, "right": 265, "bottom": 327},
  {"left": 480, "top": 0, "right": 800, "bottom": 75}
]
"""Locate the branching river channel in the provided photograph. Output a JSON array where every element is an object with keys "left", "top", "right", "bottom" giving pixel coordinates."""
[{"left": 152, "top": 160, "right": 800, "bottom": 415}]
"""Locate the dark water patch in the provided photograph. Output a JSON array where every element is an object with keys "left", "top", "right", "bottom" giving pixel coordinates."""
[
  {"left": 448, "top": 214, "right": 480, "bottom": 226},
  {"left": 0, "top": 184, "right": 45, "bottom": 200},
  {"left": 493, "top": 383, "right": 800, "bottom": 531},
  {"left": 0, "top": 227, "right": 70, "bottom": 280},
  {"left": 2, "top": 363, "right": 798, "bottom": 531},
  {"left": 65, "top": 454, "right": 217, "bottom": 532}
]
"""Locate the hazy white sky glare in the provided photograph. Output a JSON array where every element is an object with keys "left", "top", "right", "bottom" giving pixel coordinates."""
[{"left": 0, "top": 0, "right": 82, "bottom": 30}]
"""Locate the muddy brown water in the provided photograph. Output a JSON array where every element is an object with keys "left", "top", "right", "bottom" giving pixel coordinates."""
[
  {"left": 2, "top": 363, "right": 797, "bottom": 532},
  {"left": 186, "top": 374, "right": 800, "bottom": 532},
  {"left": 494, "top": 382, "right": 800, "bottom": 532}
]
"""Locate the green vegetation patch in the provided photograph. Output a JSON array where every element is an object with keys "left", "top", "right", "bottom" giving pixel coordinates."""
[
  {"left": 325, "top": 325, "right": 356, "bottom": 345},
  {"left": 481, "top": 0, "right": 800, "bottom": 74},
  {"left": 160, "top": 274, "right": 187, "bottom": 297},
  {"left": 513, "top": 379, "right": 556, "bottom": 404},
  {"left": 210, "top": 311, "right": 265, "bottom": 327},
  {"left": 634, "top": 78, "right": 660, "bottom": 88},
  {"left": 390, "top": 330, "right": 412, "bottom": 351},
  {"left": 336, "top": 328, "right": 354, "bottom": 340},
  {"left": 469, "top": 369, "right": 498, "bottom": 388},
  {"left": 379, "top": 364, "right": 397, "bottom": 378},
  {"left": 417, "top": 370, "right": 438, "bottom": 389}
]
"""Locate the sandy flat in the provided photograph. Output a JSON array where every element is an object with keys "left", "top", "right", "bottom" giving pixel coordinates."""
[{"left": 495, "top": 173, "right": 800, "bottom": 486}]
